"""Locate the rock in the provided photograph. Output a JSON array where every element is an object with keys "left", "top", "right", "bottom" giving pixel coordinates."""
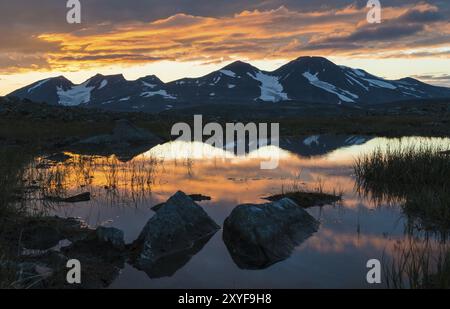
[
  {"left": 70, "top": 119, "right": 163, "bottom": 161},
  {"left": 223, "top": 198, "right": 319, "bottom": 269},
  {"left": 45, "top": 192, "right": 91, "bottom": 203},
  {"left": 264, "top": 191, "right": 341, "bottom": 208},
  {"left": 77, "top": 119, "right": 162, "bottom": 146},
  {"left": 21, "top": 226, "right": 63, "bottom": 251},
  {"left": 77, "top": 134, "right": 115, "bottom": 145},
  {"left": 131, "top": 191, "right": 220, "bottom": 273},
  {"left": 95, "top": 226, "right": 125, "bottom": 250},
  {"left": 44, "top": 152, "right": 72, "bottom": 163},
  {"left": 137, "top": 233, "right": 215, "bottom": 279},
  {"left": 150, "top": 202, "right": 165, "bottom": 212},
  {"left": 151, "top": 194, "right": 212, "bottom": 211},
  {"left": 189, "top": 194, "right": 212, "bottom": 202},
  {"left": 15, "top": 263, "right": 49, "bottom": 289},
  {"left": 113, "top": 119, "right": 160, "bottom": 144},
  {"left": 59, "top": 236, "right": 125, "bottom": 288},
  {"left": 63, "top": 192, "right": 91, "bottom": 203}
]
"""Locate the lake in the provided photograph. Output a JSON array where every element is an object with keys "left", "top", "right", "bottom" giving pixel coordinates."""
[{"left": 27, "top": 135, "right": 450, "bottom": 288}]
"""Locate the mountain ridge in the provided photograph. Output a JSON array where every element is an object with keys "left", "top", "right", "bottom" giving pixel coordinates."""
[{"left": 8, "top": 56, "right": 450, "bottom": 112}]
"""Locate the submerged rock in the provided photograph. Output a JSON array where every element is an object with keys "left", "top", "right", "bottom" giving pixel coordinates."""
[
  {"left": 189, "top": 194, "right": 212, "bottom": 202},
  {"left": 131, "top": 191, "right": 220, "bottom": 275},
  {"left": 63, "top": 192, "right": 91, "bottom": 203},
  {"left": 1, "top": 215, "right": 127, "bottom": 289},
  {"left": 223, "top": 198, "right": 319, "bottom": 269},
  {"left": 57, "top": 234, "right": 126, "bottom": 288},
  {"left": 95, "top": 226, "right": 125, "bottom": 250},
  {"left": 44, "top": 152, "right": 72, "bottom": 163},
  {"left": 9, "top": 262, "right": 54, "bottom": 289},
  {"left": 21, "top": 226, "right": 63, "bottom": 251},
  {"left": 44, "top": 192, "right": 91, "bottom": 203},
  {"left": 19, "top": 217, "right": 89, "bottom": 251},
  {"left": 264, "top": 191, "right": 341, "bottom": 208}
]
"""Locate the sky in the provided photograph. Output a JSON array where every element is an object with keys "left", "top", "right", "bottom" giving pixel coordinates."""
[{"left": 0, "top": 0, "right": 449, "bottom": 95}]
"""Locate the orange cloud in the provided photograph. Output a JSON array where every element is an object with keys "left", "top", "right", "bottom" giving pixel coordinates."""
[{"left": 0, "top": 4, "right": 448, "bottom": 75}]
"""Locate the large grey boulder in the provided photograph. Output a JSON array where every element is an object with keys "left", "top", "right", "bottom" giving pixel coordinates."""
[
  {"left": 70, "top": 119, "right": 163, "bottom": 161},
  {"left": 131, "top": 191, "right": 220, "bottom": 275},
  {"left": 223, "top": 198, "right": 319, "bottom": 269},
  {"left": 112, "top": 119, "right": 158, "bottom": 144},
  {"left": 78, "top": 119, "right": 161, "bottom": 146}
]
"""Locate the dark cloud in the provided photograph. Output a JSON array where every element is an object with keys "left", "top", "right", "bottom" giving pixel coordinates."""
[
  {"left": 59, "top": 54, "right": 166, "bottom": 62},
  {"left": 307, "top": 4, "right": 448, "bottom": 50},
  {"left": 398, "top": 7, "right": 445, "bottom": 23},
  {"left": 412, "top": 74, "right": 450, "bottom": 87},
  {"left": 343, "top": 24, "right": 424, "bottom": 42}
]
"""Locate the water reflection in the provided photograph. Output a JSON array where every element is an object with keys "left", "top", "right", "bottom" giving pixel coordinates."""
[{"left": 24, "top": 135, "right": 450, "bottom": 288}]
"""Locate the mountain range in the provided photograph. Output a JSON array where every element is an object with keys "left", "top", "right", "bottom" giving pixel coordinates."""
[{"left": 8, "top": 56, "right": 450, "bottom": 112}]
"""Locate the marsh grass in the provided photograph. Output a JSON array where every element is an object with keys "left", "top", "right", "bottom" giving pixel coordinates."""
[
  {"left": 384, "top": 238, "right": 450, "bottom": 289},
  {"left": 403, "top": 189, "right": 450, "bottom": 238},
  {"left": 0, "top": 147, "right": 32, "bottom": 217},
  {"left": 0, "top": 147, "right": 36, "bottom": 288},
  {"left": 356, "top": 142, "right": 450, "bottom": 288},
  {"left": 354, "top": 143, "right": 450, "bottom": 235},
  {"left": 17, "top": 152, "right": 165, "bottom": 212},
  {"left": 355, "top": 143, "right": 450, "bottom": 198}
]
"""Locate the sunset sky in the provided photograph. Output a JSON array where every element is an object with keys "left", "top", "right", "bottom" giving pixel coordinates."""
[{"left": 0, "top": 0, "right": 449, "bottom": 95}]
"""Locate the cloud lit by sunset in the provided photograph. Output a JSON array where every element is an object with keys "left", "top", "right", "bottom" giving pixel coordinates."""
[{"left": 0, "top": 0, "right": 449, "bottom": 94}]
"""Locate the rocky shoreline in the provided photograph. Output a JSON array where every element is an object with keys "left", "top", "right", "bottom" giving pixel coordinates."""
[{"left": 0, "top": 189, "right": 339, "bottom": 288}]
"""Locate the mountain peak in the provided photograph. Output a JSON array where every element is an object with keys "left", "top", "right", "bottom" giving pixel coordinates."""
[
  {"left": 222, "top": 60, "right": 257, "bottom": 73},
  {"left": 85, "top": 74, "right": 126, "bottom": 88},
  {"left": 293, "top": 56, "right": 336, "bottom": 66}
]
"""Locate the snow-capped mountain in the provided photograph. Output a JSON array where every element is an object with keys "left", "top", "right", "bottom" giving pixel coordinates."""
[{"left": 8, "top": 57, "right": 450, "bottom": 111}]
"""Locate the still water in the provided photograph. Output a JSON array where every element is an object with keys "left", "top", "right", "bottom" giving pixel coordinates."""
[{"left": 33, "top": 135, "right": 450, "bottom": 288}]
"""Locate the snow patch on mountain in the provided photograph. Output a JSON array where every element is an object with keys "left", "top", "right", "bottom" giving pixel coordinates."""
[
  {"left": 345, "top": 68, "right": 397, "bottom": 90},
  {"left": 364, "top": 78, "right": 397, "bottom": 90},
  {"left": 247, "top": 71, "right": 288, "bottom": 102},
  {"left": 345, "top": 73, "right": 369, "bottom": 91},
  {"left": 220, "top": 70, "right": 236, "bottom": 78},
  {"left": 352, "top": 69, "right": 366, "bottom": 77},
  {"left": 98, "top": 80, "right": 108, "bottom": 90},
  {"left": 28, "top": 79, "right": 51, "bottom": 93},
  {"left": 57, "top": 82, "right": 94, "bottom": 106},
  {"left": 142, "top": 81, "right": 158, "bottom": 89},
  {"left": 141, "top": 90, "right": 176, "bottom": 99},
  {"left": 345, "top": 136, "right": 366, "bottom": 145},
  {"left": 302, "top": 71, "right": 357, "bottom": 103},
  {"left": 303, "top": 135, "right": 320, "bottom": 146}
]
